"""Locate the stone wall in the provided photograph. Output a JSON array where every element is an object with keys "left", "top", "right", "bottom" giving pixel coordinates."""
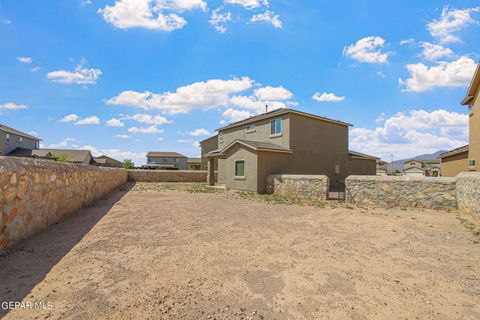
[
  {"left": 1, "top": 157, "right": 127, "bottom": 250},
  {"left": 345, "top": 175, "right": 457, "bottom": 209},
  {"left": 128, "top": 169, "right": 211, "bottom": 182},
  {"left": 456, "top": 172, "right": 480, "bottom": 215},
  {"left": 266, "top": 174, "right": 329, "bottom": 200}
]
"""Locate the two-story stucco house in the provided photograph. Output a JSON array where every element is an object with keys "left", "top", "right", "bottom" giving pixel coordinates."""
[
  {"left": 204, "top": 108, "right": 376, "bottom": 193},
  {"left": 440, "top": 61, "right": 480, "bottom": 176},
  {"left": 0, "top": 124, "right": 41, "bottom": 156},
  {"left": 145, "top": 152, "right": 188, "bottom": 170}
]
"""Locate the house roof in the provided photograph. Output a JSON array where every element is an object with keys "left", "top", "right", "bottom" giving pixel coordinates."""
[
  {"left": 216, "top": 108, "right": 352, "bottom": 132},
  {"left": 0, "top": 124, "right": 41, "bottom": 141},
  {"left": 7, "top": 147, "right": 48, "bottom": 157},
  {"left": 146, "top": 152, "right": 187, "bottom": 158},
  {"left": 32, "top": 149, "right": 92, "bottom": 163},
  {"left": 94, "top": 155, "right": 122, "bottom": 164},
  {"left": 207, "top": 139, "right": 293, "bottom": 157},
  {"left": 199, "top": 134, "right": 218, "bottom": 144},
  {"left": 439, "top": 145, "right": 469, "bottom": 158},
  {"left": 461, "top": 61, "right": 480, "bottom": 105},
  {"left": 404, "top": 166, "right": 425, "bottom": 172},
  {"left": 348, "top": 150, "right": 378, "bottom": 160},
  {"left": 187, "top": 157, "right": 201, "bottom": 163},
  {"left": 404, "top": 159, "right": 440, "bottom": 164}
]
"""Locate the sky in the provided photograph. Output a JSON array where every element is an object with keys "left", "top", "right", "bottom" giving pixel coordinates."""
[{"left": 0, "top": 0, "right": 479, "bottom": 165}]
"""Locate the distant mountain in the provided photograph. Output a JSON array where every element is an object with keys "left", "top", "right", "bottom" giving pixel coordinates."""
[{"left": 387, "top": 150, "right": 447, "bottom": 172}]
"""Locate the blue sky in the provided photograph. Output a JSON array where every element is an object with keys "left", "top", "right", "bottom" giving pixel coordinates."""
[{"left": 0, "top": 0, "right": 479, "bottom": 164}]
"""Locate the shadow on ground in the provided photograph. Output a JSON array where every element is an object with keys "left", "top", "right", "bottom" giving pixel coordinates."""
[{"left": 0, "top": 183, "right": 134, "bottom": 317}]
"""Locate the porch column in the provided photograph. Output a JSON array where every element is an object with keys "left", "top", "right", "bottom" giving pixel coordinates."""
[{"left": 207, "top": 158, "right": 215, "bottom": 186}]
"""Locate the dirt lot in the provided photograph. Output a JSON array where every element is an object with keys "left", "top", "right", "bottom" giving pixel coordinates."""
[{"left": 1, "top": 183, "right": 480, "bottom": 320}]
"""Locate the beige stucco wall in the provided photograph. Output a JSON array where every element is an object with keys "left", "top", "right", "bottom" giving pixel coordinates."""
[
  {"left": 256, "top": 151, "right": 292, "bottom": 193},
  {"left": 288, "top": 113, "right": 349, "bottom": 189},
  {"left": 348, "top": 157, "right": 377, "bottom": 175},
  {"left": 468, "top": 85, "right": 480, "bottom": 169},
  {"left": 441, "top": 151, "right": 469, "bottom": 177},
  {"left": 0, "top": 157, "right": 127, "bottom": 250},
  {"left": 0, "top": 130, "right": 38, "bottom": 155},
  {"left": 218, "top": 115, "right": 290, "bottom": 149},
  {"left": 222, "top": 144, "right": 258, "bottom": 192},
  {"left": 200, "top": 135, "right": 218, "bottom": 170}
]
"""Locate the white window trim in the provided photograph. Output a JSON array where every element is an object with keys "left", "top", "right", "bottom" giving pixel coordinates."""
[
  {"left": 270, "top": 118, "right": 282, "bottom": 137},
  {"left": 5, "top": 134, "right": 10, "bottom": 144},
  {"left": 234, "top": 159, "right": 246, "bottom": 180},
  {"left": 468, "top": 159, "right": 476, "bottom": 170},
  {"left": 246, "top": 125, "right": 256, "bottom": 133},
  {"left": 219, "top": 132, "right": 224, "bottom": 143}
]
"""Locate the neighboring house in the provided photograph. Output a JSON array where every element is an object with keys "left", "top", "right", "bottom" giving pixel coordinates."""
[
  {"left": 376, "top": 159, "right": 388, "bottom": 176},
  {"left": 187, "top": 158, "right": 202, "bottom": 170},
  {"left": 403, "top": 166, "right": 425, "bottom": 177},
  {"left": 145, "top": 152, "right": 187, "bottom": 170},
  {"left": 404, "top": 159, "right": 441, "bottom": 177},
  {"left": 441, "top": 62, "right": 480, "bottom": 176},
  {"left": 1, "top": 124, "right": 41, "bottom": 156},
  {"left": 200, "top": 134, "right": 218, "bottom": 171},
  {"left": 94, "top": 155, "right": 123, "bottom": 168},
  {"left": 33, "top": 149, "right": 94, "bottom": 165},
  {"left": 204, "top": 108, "right": 373, "bottom": 193},
  {"left": 348, "top": 150, "right": 378, "bottom": 175}
]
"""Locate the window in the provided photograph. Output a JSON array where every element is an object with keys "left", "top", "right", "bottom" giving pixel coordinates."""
[
  {"left": 17, "top": 137, "right": 23, "bottom": 143},
  {"left": 246, "top": 124, "right": 256, "bottom": 133},
  {"left": 234, "top": 160, "right": 245, "bottom": 178},
  {"left": 270, "top": 118, "right": 282, "bottom": 136},
  {"left": 219, "top": 132, "right": 224, "bottom": 143},
  {"left": 468, "top": 159, "right": 476, "bottom": 168},
  {"left": 5, "top": 134, "right": 10, "bottom": 143},
  {"left": 335, "top": 162, "right": 341, "bottom": 175}
]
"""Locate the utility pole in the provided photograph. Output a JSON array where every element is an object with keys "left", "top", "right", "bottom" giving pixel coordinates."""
[{"left": 390, "top": 154, "right": 394, "bottom": 175}]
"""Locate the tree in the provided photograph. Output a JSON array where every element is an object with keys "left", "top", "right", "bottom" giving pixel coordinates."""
[
  {"left": 50, "top": 154, "right": 68, "bottom": 162},
  {"left": 123, "top": 159, "right": 134, "bottom": 169}
]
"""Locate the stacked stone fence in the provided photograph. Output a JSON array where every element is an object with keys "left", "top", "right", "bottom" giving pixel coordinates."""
[
  {"left": 1, "top": 157, "right": 127, "bottom": 251},
  {"left": 266, "top": 174, "right": 329, "bottom": 200},
  {"left": 456, "top": 172, "right": 480, "bottom": 215},
  {"left": 128, "top": 169, "right": 216, "bottom": 183}
]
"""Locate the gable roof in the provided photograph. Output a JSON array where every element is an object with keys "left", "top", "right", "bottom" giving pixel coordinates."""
[
  {"left": 199, "top": 134, "right": 218, "bottom": 144},
  {"left": 216, "top": 108, "right": 352, "bottom": 132},
  {"left": 187, "top": 157, "right": 201, "bottom": 163},
  {"left": 404, "top": 166, "right": 425, "bottom": 172},
  {"left": 461, "top": 61, "right": 480, "bottom": 105},
  {"left": 7, "top": 147, "right": 49, "bottom": 157},
  {"left": 146, "top": 151, "right": 187, "bottom": 158},
  {"left": 348, "top": 150, "right": 378, "bottom": 160},
  {"left": 94, "top": 155, "right": 122, "bottom": 164},
  {"left": 32, "top": 149, "right": 92, "bottom": 163},
  {"left": 208, "top": 139, "right": 292, "bottom": 157},
  {"left": 439, "top": 145, "right": 469, "bottom": 158},
  {"left": 0, "top": 124, "right": 41, "bottom": 141}
]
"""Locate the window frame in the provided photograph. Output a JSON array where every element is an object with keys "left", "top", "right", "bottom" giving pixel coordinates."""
[
  {"left": 270, "top": 118, "right": 282, "bottom": 137},
  {"left": 246, "top": 124, "right": 256, "bottom": 133},
  {"left": 17, "top": 136, "right": 23, "bottom": 143},
  {"left": 234, "top": 159, "right": 246, "bottom": 179},
  {"left": 5, "top": 134, "right": 10, "bottom": 144},
  {"left": 468, "top": 159, "right": 476, "bottom": 169},
  {"left": 219, "top": 132, "right": 224, "bottom": 143}
]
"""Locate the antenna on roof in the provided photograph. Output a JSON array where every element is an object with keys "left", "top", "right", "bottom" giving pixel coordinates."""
[{"left": 265, "top": 104, "right": 268, "bottom": 113}]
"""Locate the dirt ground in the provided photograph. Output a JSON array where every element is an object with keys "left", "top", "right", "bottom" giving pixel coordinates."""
[{"left": 1, "top": 182, "right": 480, "bottom": 320}]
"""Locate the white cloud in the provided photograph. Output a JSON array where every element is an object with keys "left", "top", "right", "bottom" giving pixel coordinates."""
[
  {"left": 419, "top": 42, "right": 453, "bottom": 61},
  {"left": 377, "top": 71, "right": 386, "bottom": 78},
  {"left": 249, "top": 10, "right": 282, "bottom": 29},
  {"left": 98, "top": 0, "right": 206, "bottom": 31},
  {"left": 107, "top": 77, "right": 253, "bottom": 114},
  {"left": 177, "top": 139, "right": 191, "bottom": 143},
  {"left": 27, "top": 131, "right": 38, "bottom": 136},
  {"left": 47, "top": 61, "right": 102, "bottom": 85},
  {"left": 400, "top": 38, "right": 415, "bottom": 46},
  {"left": 399, "top": 56, "right": 477, "bottom": 92},
  {"left": 17, "top": 56, "right": 32, "bottom": 64},
  {"left": 254, "top": 86, "right": 292, "bottom": 100},
  {"left": 128, "top": 125, "right": 163, "bottom": 133},
  {"left": 224, "top": 0, "right": 267, "bottom": 9},
  {"left": 31, "top": 66, "right": 41, "bottom": 72},
  {"left": 427, "top": 7, "right": 480, "bottom": 43},
  {"left": 312, "top": 92, "right": 345, "bottom": 103},
  {"left": 343, "top": 36, "right": 391, "bottom": 64},
  {"left": 230, "top": 95, "right": 287, "bottom": 113},
  {"left": 60, "top": 114, "right": 79, "bottom": 122},
  {"left": 75, "top": 116, "right": 101, "bottom": 125},
  {"left": 222, "top": 108, "right": 252, "bottom": 123},
  {"left": 189, "top": 128, "right": 210, "bottom": 136},
  {"left": 209, "top": 8, "right": 231, "bottom": 33},
  {"left": 115, "top": 134, "right": 131, "bottom": 139},
  {"left": 48, "top": 137, "right": 77, "bottom": 148},
  {"left": 106, "top": 118, "right": 125, "bottom": 127},
  {"left": 84, "top": 145, "right": 147, "bottom": 165},
  {"left": 193, "top": 141, "right": 200, "bottom": 147},
  {"left": 126, "top": 113, "right": 170, "bottom": 125},
  {"left": 0, "top": 102, "right": 28, "bottom": 110},
  {"left": 350, "top": 109, "right": 469, "bottom": 159}
]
